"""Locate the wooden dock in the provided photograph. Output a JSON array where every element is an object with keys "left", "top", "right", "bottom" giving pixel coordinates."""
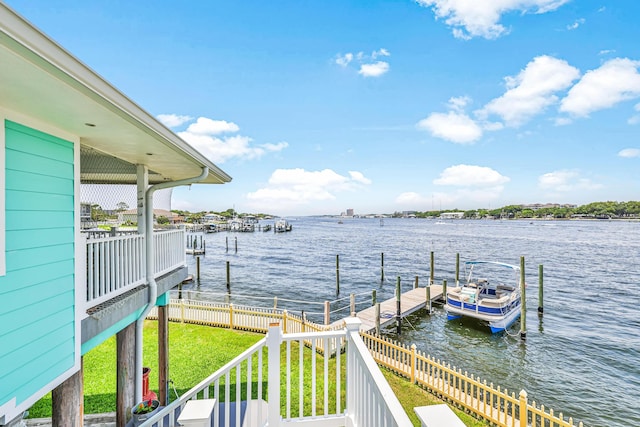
[{"left": 355, "top": 285, "right": 444, "bottom": 332}]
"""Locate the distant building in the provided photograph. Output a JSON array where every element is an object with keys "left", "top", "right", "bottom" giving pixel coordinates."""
[
  {"left": 440, "top": 212, "right": 464, "bottom": 219},
  {"left": 346, "top": 208, "right": 354, "bottom": 216}
]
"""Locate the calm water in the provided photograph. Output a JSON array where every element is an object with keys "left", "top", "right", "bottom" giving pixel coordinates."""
[{"left": 183, "top": 217, "right": 640, "bottom": 427}]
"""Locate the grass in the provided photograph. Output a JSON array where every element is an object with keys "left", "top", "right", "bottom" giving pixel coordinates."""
[{"left": 28, "top": 321, "right": 486, "bottom": 426}]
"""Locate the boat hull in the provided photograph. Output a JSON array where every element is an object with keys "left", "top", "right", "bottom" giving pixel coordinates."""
[{"left": 445, "top": 296, "right": 521, "bottom": 333}]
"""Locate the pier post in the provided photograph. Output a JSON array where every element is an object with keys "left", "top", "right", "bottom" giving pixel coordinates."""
[
  {"left": 442, "top": 279, "right": 447, "bottom": 302},
  {"left": 538, "top": 264, "right": 544, "bottom": 316},
  {"left": 235, "top": 237, "right": 238, "bottom": 253},
  {"left": 324, "top": 301, "right": 330, "bottom": 325},
  {"left": 414, "top": 275, "right": 419, "bottom": 289},
  {"left": 456, "top": 253, "right": 460, "bottom": 286},
  {"left": 372, "top": 289, "right": 377, "bottom": 306},
  {"left": 273, "top": 296, "right": 278, "bottom": 309},
  {"left": 196, "top": 256, "right": 200, "bottom": 282},
  {"left": 396, "top": 276, "right": 402, "bottom": 335},
  {"left": 375, "top": 303, "right": 381, "bottom": 335},
  {"left": 225, "top": 236, "right": 228, "bottom": 252},
  {"left": 425, "top": 284, "right": 431, "bottom": 314},
  {"left": 350, "top": 293, "right": 356, "bottom": 316},
  {"left": 430, "top": 251, "right": 435, "bottom": 285},
  {"left": 336, "top": 255, "right": 340, "bottom": 295},
  {"left": 520, "top": 256, "right": 527, "bottom": 340},
  {"left": 381, "top": 252, "right": 385, "bottom": 282},
  {"left": 226, "top": 261, "right": 230, "bottom": 292}
]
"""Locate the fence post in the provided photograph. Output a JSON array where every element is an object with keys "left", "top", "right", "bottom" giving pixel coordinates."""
[
  {"left": 283, "top": 310, "right": 288, "bottom": 334},
  {"left": 410, "top": 344, "right": 417, "bottom": 383},
  {"left": 267, "top": 323, "right": 283, "bottom": 427},
  {"left": 324, "top": 301, "right": 330, "bottom": 325},
  {"left": 180, "top": 298, "right": 185, "bottom": 323},
  {"left": 519, "top": 390, "right": 528, "bottom": 427},
  {"left": 344, "top": 317, "right": 362, "bottom": 422},
  {"left": 229, "top": 303, "right": 234, "bottom": 330}
]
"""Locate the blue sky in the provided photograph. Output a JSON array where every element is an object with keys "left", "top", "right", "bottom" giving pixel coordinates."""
[{"left": 8, "top": 0, "right": 640, "bottom": 216}]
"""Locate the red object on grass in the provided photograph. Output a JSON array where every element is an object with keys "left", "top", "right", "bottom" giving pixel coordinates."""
[{"left": 142, "top": 367, "right": 158, "bottom": 401}]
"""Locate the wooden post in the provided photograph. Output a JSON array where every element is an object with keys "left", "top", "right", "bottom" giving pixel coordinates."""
[
  {"left": 519, "top": 390, "right": 528, "bottom": 427},
  {"left": 443, "top": 279, "right": 447, "bottom": 302},
  {"left": 226, "top": 261, "right": 230, "bottom": 292},
  {"left": 225, "top": 236, "right": 228, "bottom": 252},
  {"left": 371, "top": 289, "right": 377, "bottom": 306},
  {"left": 336, "top": 254, "right": 340, "bottom": 295},
  {"left": 52, "top": 358, "right": 83, "bottom": 427},
  {"left": 158, "top": 305, "right": 168, "bottom": 406},
  {"left": 196, "top": 256, "right": 201, "bottom": 282},
  {"left": 235, "top": 236, "right": 238, "bottom": 253},
  {"left": 381, "top": 252, "right": 385, "bottom": 282},
  {"left": 414, "top": 275, "right": 419, "bottom": 289},
  {"left": 538, "top": 264, "right": 544, "bottom": 316},
  {"left": 375, "top": 303, "right": 381, "bottom": 335},
  {"left": 273, "top": 296, "right": 278, "bottom": 309},
  {"left": 324, "top": 301, "right": 330, "bottom": 325},
  {"left": 350, "top": 293, "right": 356, "bottom": 316},
  {"left": 116, "top": 322, "right": 136, "bottom": 427},
  {"left": 520, "top": 256, "right": 527, "bottom": 340},
  {"left": 425, "top": 284, "right": 432, "bottom": 314},
  {"left": 430, "top": 251, "right": 435, "bottom": 286},
  {"left": 410, "top": 344, "right": 417, "bottom": 383},
  {"left": 456, "top": 253, "right": 460, "bottom": 286},
  {"left": 396, "top": 276, "right": 401, "bottom": 335},
  {"left": 229, "top": 303, "right": 234, "bottom": 329}
]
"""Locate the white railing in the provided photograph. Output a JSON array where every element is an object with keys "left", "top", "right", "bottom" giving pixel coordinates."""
[
  {"left": 84, "top": 229, "right": 186, "bottom": 310},
  {"left": 138, "top": 318, "right": 411, "bottom": 427}
]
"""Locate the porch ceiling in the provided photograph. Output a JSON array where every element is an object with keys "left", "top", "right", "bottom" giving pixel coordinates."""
[{"left": 0, "top": 4, "right": 231, "bottom": 185}]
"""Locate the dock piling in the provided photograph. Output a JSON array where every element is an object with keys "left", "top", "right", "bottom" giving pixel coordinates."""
[
  {"left": 425, "top": 285, "right": 431, "bottom": 314},
  {"left": 324, "top": 301, "right": 330, "bottom": 325},
  {"left": 414, "top": 275, "right": 419, "bottom": 289},
  {"left": 336, "top": 255, "right": 340, "bottom": 295},
  {"left": 456, "top": 253, "right": 460, "bottom": 286},
  {"left": 381, "top": 252, "right": 385, "bottom": 282},
  {"left": 396, "top": 276, "right": 401, "bottom": 335},
  {"left": 430, "top": 251, "right": 435, "bottom": 286},
  {"left": 225, "top": 236, "right": 228, "bottom": 252},
  {"left": 196, "top": 256, "right": 200, "bottom": 282},
  {"left": 442, "top": 279, "right": 447, "bottom": 303},
  {"left": 538, "top": 264, "right": 544, "bottom": 316},
  {"left": 372, "top": 289, "right": 377, "bottom": 306},
  {"left": 350, "top": 293, "right": 356, "bottom": 316},
  {"left": 226, "top": 261, "right": 230, "bottom": 292},
  {"left": 375, "top": 303, "right": 381, "bottom": 335},
  {"left": 520, "top": 256, "right": 527, "bottom": 340},
  {"left": 234, "top": 237, "right": 237, "bottom": 253}
]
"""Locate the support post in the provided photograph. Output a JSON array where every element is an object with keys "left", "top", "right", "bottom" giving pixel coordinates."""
[
  {"left": 519, "top": 390, "right": 528, "bottom": 427},
  {"left": 52, "top": 359, "right": 83, "bottom": 427},
  {"left": 350, "top": 293, "right": 356, "bottom": 316},
  {"left": 538, "top": 264, "right": 544, "bottom": 316},
  {"left": 225, "top": 236, "right": 228, "bottom": 252},
  {"left": 430, "top": 251, "right": 435, "bottom": 285},
  {"left": 267, "top": 324, "right": 282, "bottom": 427},
  {"left": 381, "top": 252, "right": 385, "bottom": 282},
  {"left": 324, "top": 301, "right": 330, "bottom": 325},
  {"left": 375, "top": 303, "right": 381, "bottom": 335},
  {"left": 336, "top": 254, "right": 340, "bottom": 295},
  {"left": 520, "top": 256, "right": 527, "bottom": 340},
  {"left": 226, "top": 261, "right": 230, "bottom": 292},
  {"left": 425, "top": 284, "right": 432, "bottom": 314},
  {"left": 196, "top": 256, "right": 201, "bottom": 282},
  {"left": 235, "top": 236, "right": 238, "bottom": 253},
  {"left": 273, "top": 296, "right": 278, "bottom": 309},
  {"left": 158, "top": 304, "right": 169, "bottom": 406},
  {"left": 456, "top": 253, "right": 460, "bottom": 286},
  {"left": 414, "top": 275, "right": 419, "bottom": 289},
  {"left": 443, "top": 279, "right": 447, "bottom": 303},
  {"left": 371, "top": 289, "right": 377, "bottom": 306},
  {"left": 117, "top": 322, "right": 136, "bottom": 427},
  {"left": 396, "top": 276, "right": 401, "bottom": 335}
]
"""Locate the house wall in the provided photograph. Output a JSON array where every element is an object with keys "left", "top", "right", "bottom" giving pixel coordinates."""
[{"left": 0, "top": 117, "right": 81, "bottom": 424}]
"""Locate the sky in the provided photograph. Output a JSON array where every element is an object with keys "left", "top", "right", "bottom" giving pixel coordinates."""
[{"left": 7, "top": 0, "right": 640, "bottom": 216}]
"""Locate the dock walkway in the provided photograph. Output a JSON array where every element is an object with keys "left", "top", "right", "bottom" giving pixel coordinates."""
[{"left": 353, "top": 285, "right": 444, "bottom": 332}]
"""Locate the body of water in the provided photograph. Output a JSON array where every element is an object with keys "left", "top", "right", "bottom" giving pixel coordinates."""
[{"left": 183, "top": 217, "right": 640, "bottom": 427}]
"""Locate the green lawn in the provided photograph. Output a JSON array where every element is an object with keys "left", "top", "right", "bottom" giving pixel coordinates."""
[{"left": 28, "top": 321, "right": 486, "bottom": 426}]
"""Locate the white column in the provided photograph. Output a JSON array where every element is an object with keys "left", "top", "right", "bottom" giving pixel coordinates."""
[
  {"left": 267, "top": 323, "right": 282, "bottom": 427},
  {"left": 344, "top": 317, "right": 361, "bottom": 423},
  {"left": 136, "top": 165, "right": 148, "bottom": 235}
]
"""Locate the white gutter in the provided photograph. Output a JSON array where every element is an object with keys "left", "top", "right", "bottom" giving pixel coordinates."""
[{"left": 135, "top": 167, "right": 209, "bottom": 402}]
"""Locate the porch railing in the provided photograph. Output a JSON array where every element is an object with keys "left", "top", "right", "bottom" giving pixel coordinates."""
[
  {"left": 83, "top": 229, "right": 186, "bottom": 311},
  {"left": 139, "top": 318, "right": 412, "bottom": 427}
]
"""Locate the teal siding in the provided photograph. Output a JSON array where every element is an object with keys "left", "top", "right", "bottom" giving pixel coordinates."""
[{"left": 0, "top": 121, "right": 76, "bottom": 410}]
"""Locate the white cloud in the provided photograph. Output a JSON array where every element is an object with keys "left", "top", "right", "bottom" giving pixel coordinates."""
[
  {"left": 246, "top": 168, "right": 371, "bottom": 210},
  {"left": 554, "top": 117, "right": 573, "bottom": 126},
  {"left": 560, "top": 58, "right": 640, "bottom": 117},
  {"left": 157, "top": 114, "right": 193, "bottom": 127},
  {"left": 334, "top": 49, "right": 391, "bottom": 77},
  {"left": 186, "top": 117, "right": 240, "bottom": 135},
  {"left": 479, "top": 55, "right": 580, "bottom": 126},
  {"left": 599, "top": 49, "right": 615, "bottom": 56},
  {"left": 395, "top": 192, "right": 429, "bottom": 205},
  {"left": 538, "top": 170, "right": 603, "bottom": 192},
  {"left": 417, "top": 111, "right": 483, "bottom": 144},
  {"left": 447, "top": 96, "right": 472, "bottom": 112},
  {"left": 567, "top": 18, "right": 585, "bottom": 30},
  {"left": 416, "top": 0, "right": 570, "bottom": 40},
  {"left": 335, "top": 53, "right": 353, "bottom": 67},
  {"left": 618, "top": 148, "right": 640, "bottom": 158},
  {"left": 358, "top": 61, "right": 390, "bottom": 77},
  {"left": 176, "top": 115, "right": 287, "bottom": 163},
  {"left": 434, "top": 164, "right": 510, "bottom": 187}
]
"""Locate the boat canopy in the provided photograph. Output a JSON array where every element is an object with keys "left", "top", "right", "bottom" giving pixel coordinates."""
[{"left": 464, "top": 261, "right": 520, "bottom": 271}]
